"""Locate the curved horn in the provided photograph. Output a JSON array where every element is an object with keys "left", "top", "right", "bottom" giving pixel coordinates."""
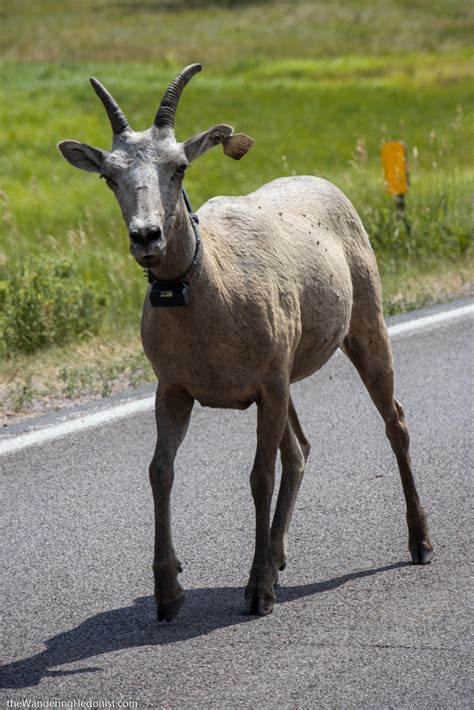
[
  {"left": 154, "top": 64, "right": 202, "bottom": 130},
  {"left": 89, "top": 77, "right": 130, "bottom": 135}
]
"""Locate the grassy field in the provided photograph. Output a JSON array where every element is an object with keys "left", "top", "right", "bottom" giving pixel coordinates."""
[
  {"left": 1, "top": 0, "right": 473, "bottom": 64},
  {"left": 0, "top": 0, "right": 473, "bottom": 421}
]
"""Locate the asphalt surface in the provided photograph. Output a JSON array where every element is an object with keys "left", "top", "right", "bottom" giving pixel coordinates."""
[{"left": 1, "top": 303, "right": 473, "bottom": 709}]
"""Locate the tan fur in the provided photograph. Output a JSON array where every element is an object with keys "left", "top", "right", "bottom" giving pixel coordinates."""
[
  {"left": 141, "top": 177, "right": 357, "bottom": 406},
  {"left": 58, "top": 70, "right": 433, "bottom": 623}
]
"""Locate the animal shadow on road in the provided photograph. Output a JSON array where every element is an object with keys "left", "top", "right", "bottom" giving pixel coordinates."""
[{"left": 0, "top": 562, "right": 408, "bottom": 688}]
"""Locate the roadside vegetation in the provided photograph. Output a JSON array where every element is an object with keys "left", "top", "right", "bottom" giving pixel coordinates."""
[{"left": 1, "top": 0, "right": 473, "bottom": 423}]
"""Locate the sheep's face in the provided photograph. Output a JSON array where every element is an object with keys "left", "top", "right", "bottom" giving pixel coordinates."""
[
  {"left": 58, "top": 67, "right": 254, "bottom": 270},
  {"left": 59, "top": 128, "right": 191, "bottom": 268}
]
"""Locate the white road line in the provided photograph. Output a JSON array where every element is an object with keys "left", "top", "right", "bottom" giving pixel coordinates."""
[
  {"left": 1, "top": 395, "right": 155, "bottom": 457},
  {"left": 1, "top": 302, "right": 473, "bottom": 456},
  {"left": 388, "top": 303, "right": 474, "bottom": 338}
]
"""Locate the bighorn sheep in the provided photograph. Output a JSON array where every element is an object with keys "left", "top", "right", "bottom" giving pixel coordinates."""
[{"left": 58, "top": 64, "right": 433, "bottom": 622}]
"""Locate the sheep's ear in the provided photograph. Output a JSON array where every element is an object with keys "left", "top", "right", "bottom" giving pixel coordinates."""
[
  {"left": 183, "top": 124, "right": 255, "bottom": 163},
  {"left": 57, "top": 140, "right": 109, "bottom": 173}
]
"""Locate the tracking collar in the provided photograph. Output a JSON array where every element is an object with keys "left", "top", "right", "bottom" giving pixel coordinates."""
[{"left": 147, "top": 188, "right": 203, "bottom": 307}]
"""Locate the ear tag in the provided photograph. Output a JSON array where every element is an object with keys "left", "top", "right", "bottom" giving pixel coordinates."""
[
  {"left": 222, "top": 133, "right": 255, "bottom": 160},
  {"left": 149, "top": 281, "right": 190, "bottom": 307}
]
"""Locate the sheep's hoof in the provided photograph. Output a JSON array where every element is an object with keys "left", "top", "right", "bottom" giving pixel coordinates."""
[
  {"left": 410, "top": 541, "right": 434, "bottom": 565},
  {"left": 243, "top": 585, "right": 275, "bottom": 616},
  {"left": 255, "top": 596, "right": 274, "bottom": 616},
  {"left": 157, "top": 593, "right": 185, "bottom": 623},
  {"left": 243, "top": 595, "right": 275, "bottom": 616}
]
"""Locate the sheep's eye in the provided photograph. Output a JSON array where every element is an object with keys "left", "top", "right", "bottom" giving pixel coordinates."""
[{"left": 174, "top": 164, "right": 188, "bottom": 178}]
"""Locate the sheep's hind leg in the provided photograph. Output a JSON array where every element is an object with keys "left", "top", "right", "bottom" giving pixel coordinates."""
[
  {"left": 271, "top": 396, "right": 310, "bottom": 573},
  {"left": 342, "top": 315, "right": 433, "bottom": 565},
  {"left": 244, "top": 382, "right": 289, "bottom": 616},
  {"left": 150, "top": 386, "right": 194, "bottom": 622}
]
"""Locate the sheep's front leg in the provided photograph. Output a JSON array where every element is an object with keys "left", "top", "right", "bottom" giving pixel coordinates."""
[
  {"left": 150, "top": 386, "right": 194, "bottom": 623},
  {"left": 244, "top": 384, "right": 289, "bottom": 616}
]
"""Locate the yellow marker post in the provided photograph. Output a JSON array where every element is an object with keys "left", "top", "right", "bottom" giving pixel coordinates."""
[
  {"left": 381, "top": 140, "right": 410, "bottom": 220},
  {"left": 382, "top": 141, "right": 409, "bottom": 196}
]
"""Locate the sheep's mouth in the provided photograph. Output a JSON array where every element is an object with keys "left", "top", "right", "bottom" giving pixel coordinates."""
[
  {"left": 130, "top": 241, "right": 166, "bottom": 267},
  {"left": 137, "top": 253, "right": 163, "bottom": 268}
]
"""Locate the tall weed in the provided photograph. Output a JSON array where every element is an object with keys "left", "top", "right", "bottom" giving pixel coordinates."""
[{"left": 0, "top": 256, "right": 107, "bottom": 355}]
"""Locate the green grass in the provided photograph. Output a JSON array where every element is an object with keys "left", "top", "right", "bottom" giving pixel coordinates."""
[
  {"left": 1, "top": 0, "right": 473, "bottom": 64},
  {"left": 1, "top": 56, "right": 472, "bottom": 331},
  {"left": 0, "top": 1, "right": 473, "bottom": 366}
]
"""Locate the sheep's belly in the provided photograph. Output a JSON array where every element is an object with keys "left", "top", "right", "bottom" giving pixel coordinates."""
[
  {"left": 291, "top": 320, "right": 349, "bottom": 381},
  {"left": 185, "top": 383, "right": 257, "bottom": 410}
]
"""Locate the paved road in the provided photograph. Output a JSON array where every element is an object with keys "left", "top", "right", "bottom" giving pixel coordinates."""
[{"left": 1, "top": 302, "right": 472, "bottom": 709}]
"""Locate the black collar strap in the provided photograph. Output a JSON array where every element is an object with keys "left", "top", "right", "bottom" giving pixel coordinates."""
[{"left": 147, "top": 187, "right": 203, "bottom": 286}]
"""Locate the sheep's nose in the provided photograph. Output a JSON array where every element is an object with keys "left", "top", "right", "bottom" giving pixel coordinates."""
[{"left": 129, "top": 226, "right": 162, "bottom": 246}]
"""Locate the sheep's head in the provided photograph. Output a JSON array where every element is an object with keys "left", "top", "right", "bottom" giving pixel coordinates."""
[{"left": 58, "top": 64, "right": 254, "bottom": 269}]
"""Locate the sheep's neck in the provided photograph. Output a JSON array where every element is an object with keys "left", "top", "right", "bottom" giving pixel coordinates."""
[{"left": 150, "top": 201, "right": 197, "bottom": 283}]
